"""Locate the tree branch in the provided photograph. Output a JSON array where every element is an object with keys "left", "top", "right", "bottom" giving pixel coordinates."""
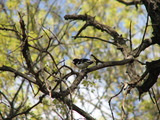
[
  {"left": 64, "top": 14, "right": 119, "bottom": 39},
  {"left": 142, "top": 0, "right": 160, "bottom": 45},
  {"left": 117, "top": 0, "right": 141, "bottom": 6},
  {"left": 0, "top": 65, "right": 36, "bottom": 84},
  {"left": 51, "top": 95, "right": 96, "bottom": 120},
  {"left": 137, "top": 59, "right": 160, "bottom": 96},
  {"left": 5, "top": 94, "right": 46, "bottom": 119},
  {"left": 108, "top": 83, "right": 125, "bottom": 120},
  {"left": 18, "top": 12, "right": 35, "bottom": 74},
  {"left": 62, "top": 58, "right": 133, "bottom": 96},
  {"left": 75, "top": 36, "right": 117, "bottom": 45}
]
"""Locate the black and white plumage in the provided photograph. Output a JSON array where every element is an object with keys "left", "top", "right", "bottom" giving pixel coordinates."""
[{"left": 73, "top": 58, "right": 94, "bottom": 69}]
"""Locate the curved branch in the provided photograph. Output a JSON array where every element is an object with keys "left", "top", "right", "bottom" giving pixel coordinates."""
[
  {"left": 108, "top": 83, "right": 125, "bottom": 120},
  {"left": 142, "top": 0, "right": 160, "bottom": 45},
  {"left": 117, "top": 0, "right": 141, "bottom": 6},
  {"left": 51, "top": 95, "right": 96, "bottom": 120},
  {"left": 133, "top": 38, "right": 155, "bottom": 57},
  {"left": 63, "top": 58, "right": 133, "bottom": 96},
  {"left": 0, "top": 65, "right": 36, "bottom": 84},
  {"left": 64, "top": 14, "right": 119, "bottom": 38},
  {"left": 137, "top": 59, "right": 160, "bottom": 96}
]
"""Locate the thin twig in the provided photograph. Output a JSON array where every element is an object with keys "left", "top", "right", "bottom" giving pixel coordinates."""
[
  {"left": 148, "top": 90, "right": 155, "bottom": 104},
  {"left": 135, "top": 14, "right": 149, "bottom": 57},
  {"left": 75, "top": 36, "right": 116, "bottom": 45},
  {"left": 5, "top": 94, "right": 46, "bottom": 119},
  {"left": 129, "top": 21, "right": 132, "bottom": 50},
  {"left": 151, "top": 88, "right": 160, "bottom": 114},
  {"left": 108, "top": 83, "right": 125, "bottom": 120},
  {"left": 91, "top": 54, "right": 104, "bottom": 64},
  {"left": 74, "top": 23, "right": 88, "bottom": 39},
  {"left": 121, "top": 92, "right": 127, "bottom": 119}
]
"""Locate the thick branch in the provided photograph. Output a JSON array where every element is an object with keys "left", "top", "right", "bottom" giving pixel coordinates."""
[
  {"left": 64, "top": 14, "right": 131, "bottom": 58},
  {"left": 18, "top": 13, "right": 34, "bottom": 74},
  {"left": 137, "top": 59, "right": 160, "bottom": 95},
  {"left": 0, "top": 65, "right": 36, "bottom": 84},
  {"left": 64, "top": 14, "right": 119, "bottom": 38},
  {"left": 87, "top": 58, "right": 133, "bottom": 72},
  {"left": 142, "top": 0, "right": 160, "bottom": 45},
  {"left": 63, "top": 58, "right": 133, "bottom": 96},
  {"left": 63, "top": 98, "right": 96, "bottom": 120}
]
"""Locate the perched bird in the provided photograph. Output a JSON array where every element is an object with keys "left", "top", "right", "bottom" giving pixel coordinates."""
[{"left": 73, "top": 58, "right": 94, "bottom": 69}]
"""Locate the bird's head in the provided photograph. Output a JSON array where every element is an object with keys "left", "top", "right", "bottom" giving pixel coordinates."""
[{"left": 72, "top": 58, "right": 79, "bottom": 64}]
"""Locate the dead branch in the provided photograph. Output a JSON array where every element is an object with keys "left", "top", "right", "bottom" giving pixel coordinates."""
[{"left": 64, "top": 14, "right": 119, "bottom": 39}]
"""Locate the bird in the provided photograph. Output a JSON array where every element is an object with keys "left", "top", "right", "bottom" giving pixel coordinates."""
[{"left": 72, "top": 58, "right": 94, "bottom": 69}]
